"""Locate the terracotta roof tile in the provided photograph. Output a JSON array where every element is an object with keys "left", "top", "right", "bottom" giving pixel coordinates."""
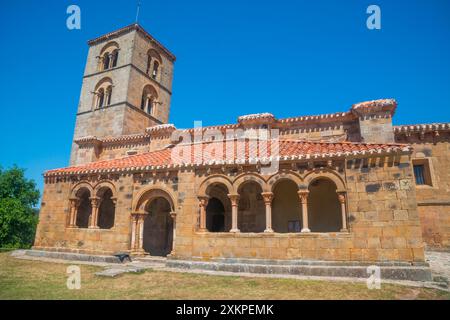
[{"left": 45, "top": 140, "right": 411, "bottom": 177}]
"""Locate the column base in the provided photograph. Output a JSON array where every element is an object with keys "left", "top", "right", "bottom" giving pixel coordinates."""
[
  {"left": 230, "top": 228, "right": 240, "bottom": 233},
  {"left": 88, "top": 226, "right": 99, "bottom": 229},
  {"left": 198, "top": 228, "right": 208, "bottom": 233},
  {"left": 301, "top": 228, "right": 311, "bottom": 233},
  {"left": 264, "top": 228, "right": 274, "bottom": 233},
  {"left": 340, "top": 228, "right": 349, "bottom": 233}
]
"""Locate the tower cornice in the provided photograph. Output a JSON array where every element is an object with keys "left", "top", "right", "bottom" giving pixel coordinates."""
[{"left": 87, "top": 23, "right": 176, "bottom": 62}]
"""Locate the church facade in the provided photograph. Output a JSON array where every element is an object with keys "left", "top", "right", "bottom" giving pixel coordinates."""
[{"left": 34, "top": 24, "right": 450, "bottom": 265}]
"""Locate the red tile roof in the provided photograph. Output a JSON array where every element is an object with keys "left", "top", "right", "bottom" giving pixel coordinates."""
[{"left": 45, "top": 140, "right": 411, "bottom": 177}]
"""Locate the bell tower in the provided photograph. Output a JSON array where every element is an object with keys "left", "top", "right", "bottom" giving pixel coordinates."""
[{"left": 69, "top": 24, "right": 176, "bottom": 165}]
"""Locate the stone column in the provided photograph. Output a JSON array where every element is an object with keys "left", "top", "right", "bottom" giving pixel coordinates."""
[
  {"left": 169, "top": 212, "right": 177, "bottom": 255},
  {"left": 68, "top": 197, "right": 79, "bottom": 228},
  {"left": 138, "top": 214, "right": 145, "bottom": 253},
  {"left": 261, "top": 192, "right": 274, "bottom": 233},
  {"left": 130, "top": 214, "right": 139, "bottom": 251},
  {"left": 337, "top": 192, "right": 348, "bottom": 232},
  {"left": 228, "top": 194, "right": 240, "bottom": 233},
  {"left": 89, "top": 196, "right": 100, "bottom": 229},
  {"left": 298, "top": 190, "right": 310, "bottom": 233},
  {"left": 198, "top": 196, "right": 209, "bottom": 232}
]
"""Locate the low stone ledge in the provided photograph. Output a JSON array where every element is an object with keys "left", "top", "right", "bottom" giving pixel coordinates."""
[
  {"left": 21, "top": 249, "right": 122, "bottom": 264},
  {"left": 166, "top": 259, "right": 432, "bottom": 282}
]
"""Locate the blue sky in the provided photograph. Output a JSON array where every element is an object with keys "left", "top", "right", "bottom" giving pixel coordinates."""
[{"left": 1, "top": 0, "right": 449, "bottom": 195}]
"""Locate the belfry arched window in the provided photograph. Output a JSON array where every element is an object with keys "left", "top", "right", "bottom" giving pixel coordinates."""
[
  {"left": 102, "top": 53, "right": 110, "bottom": 70},
  {"left": 146, "top": 49, "right": 162, "bottom": 81},
  {"left": 140, "top": 85, "right": 158, "bottom": 115},
  {"left": 97, "top": 88, "right": 105, "bottom": 108},
  {"left": 111, "top": 49, "right": 119, "bottom": 68},
  {"left": 99, "top": 42, "right": 120, "bottom": 71},
  {"left": 93, "top": 78, "right": 113, "bottom": 109},
  {"left": 152, "top": 61, "right": 159, "bottom": 79}
]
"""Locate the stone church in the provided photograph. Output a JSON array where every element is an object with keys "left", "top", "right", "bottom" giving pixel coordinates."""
[{"left": 34, "top": 24, "right": 450, "bottom": 277}]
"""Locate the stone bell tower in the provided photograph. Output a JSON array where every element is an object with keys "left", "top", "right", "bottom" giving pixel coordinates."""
[{"left": 69, "top": 24, "right": 176, "bottom": 166}]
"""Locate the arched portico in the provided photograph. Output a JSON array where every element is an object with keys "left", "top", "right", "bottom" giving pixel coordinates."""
[{"left": 131, "top": 187, "right": 177, "bottom": 256}]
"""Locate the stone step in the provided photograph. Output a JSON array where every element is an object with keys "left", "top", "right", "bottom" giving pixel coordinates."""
[
  {"left": 21, "top": 249, "right": 122, "bottom": 264},
  {"left": 204, "top": 257, "right": 427, "bottom": 267},
  {"left": 166, "top": 259, "right": 433, "bottom": 282},
  {"left": 133, "top": 256, "right": 167, "bottom": 264}
]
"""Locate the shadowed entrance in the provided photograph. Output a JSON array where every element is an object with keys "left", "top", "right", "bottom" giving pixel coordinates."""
[{"left": 143, "top": 197, "right": 173, "bottom": 256}]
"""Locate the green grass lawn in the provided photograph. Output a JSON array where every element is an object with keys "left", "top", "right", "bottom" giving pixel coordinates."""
[{"left": 0, "top": 252, "right": 448, "bottom": 300}]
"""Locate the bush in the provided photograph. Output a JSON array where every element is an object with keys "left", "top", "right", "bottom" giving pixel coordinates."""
[{"left": 0, "top": 166, "right": 40, "bottom": 249}]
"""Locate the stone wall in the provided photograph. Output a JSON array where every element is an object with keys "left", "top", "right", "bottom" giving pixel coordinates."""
[
  {"left": 177, "top": 156, "right": 425, "bottom": 262},
  {"left": 35, "top": 154, "right": 426, "bottom": 262},
  {"left": 396, "top": 132, "right": 450, "bottom": 249},
  {"left": 34, "top": 175, "right": 135, "bottom": 254}
]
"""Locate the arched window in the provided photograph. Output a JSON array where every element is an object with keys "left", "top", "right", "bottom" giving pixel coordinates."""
[
  {"left": 146, "top": 55, "right": 152, "bottom": 74},
  {"left": 308, "top": 178, "right": 341, "bottom": 232},
  {"left": 97, "top": 88, "right": 105, "bottom": 108},
  {"left": 102, "top": 53, "right": 110, "bottom": 70},
  {"left": 238, "top": 181, "right": 265, "bottom": 233},
  {"left": 75, "top": 188, "right": 91, "bottom": 228},
  {"left": 93, "top": 78, "right": 113, "bottom": 109},
  {"left": 111, "top": 50, "right": 119, "bottom": 68},
  {"left": 146, "top": 49, "right": 162, "bottom": 81},
  {"left": 206, "top": 198, "right": 226, "bottom": 232},
  {"left": 152, "top": 61, "right": 159, "bottom": 79},
  {"left": 140, "top": 85, "right": 158, "bottom": 115},
  {"left": 97, "top": 188, "right": 115, "bottom": 229},
  {"left": 272, "top": 180, "right": 301, "bottom": 233},
  {"left": 204, "top": 182, "right": 231, "bottom": 232},
  {"left": 99, "top": 42, "right": 120, "bottom": 71},
  {"left": 105, "top": 85, "right": 112, "bottom": 106}
]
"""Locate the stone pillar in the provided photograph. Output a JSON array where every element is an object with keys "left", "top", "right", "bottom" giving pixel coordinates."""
[
  {"left": 337, "top": 192, "right": 348, "bottom": 232},
  {"left": 169, "top": 212, "right": 177, "bottom": 255},
  {"left": 228, "top": 194, "right": 240, "bottom": 233},
  {"left": 68, "top": 197, "right": 79, "bottom": 228},
  {"left": 261, "top": 192, "right": 274, "bottom": 233},
  {"left": 138, "top": 214, "right": 145, "bottom": 252},
  {"left": 130, "top": 214, "right": 139, "bottom": 251},
  {"left": 198, "top": 196, "right": 209, "bottom": 232},
  {"left": 89, "top": 196, "right": 100, "bottom": 229},
  {"left": 298, "top": 190, "right": 310, "bottom": 233}
]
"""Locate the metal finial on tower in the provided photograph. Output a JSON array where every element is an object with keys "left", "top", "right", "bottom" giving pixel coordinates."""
[{"left": 135, "top": 0, "right": 141, "bottom": 23}]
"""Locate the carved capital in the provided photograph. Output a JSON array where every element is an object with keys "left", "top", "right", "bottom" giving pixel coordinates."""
[
  {"left": 297, "top": 190, "right": 309, "bottom": 203},
  {"left": 227, "top": 193, "right": 240, "bottom": 206},
  {"left": 69, "top": 197, "right": 80, "bottom": 209},
  {"left": 198, "top": 196, "right": 209, "bottom": 208},
  {"left": 261, "top": 192, "right": 274, "bottom": 205},
  {"left": 89, "top": 196, "right": 101, "bottom": 208},
  {"left": 337, "top": 192, "right": 346, "bottom": 204},
  {"left": 170, "top": 212, "right": 177, "bottom": 220}
]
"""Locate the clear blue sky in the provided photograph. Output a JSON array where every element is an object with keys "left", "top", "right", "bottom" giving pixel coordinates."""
[{"left": 1, "top": 0, "right": 450, "bottom": 195}]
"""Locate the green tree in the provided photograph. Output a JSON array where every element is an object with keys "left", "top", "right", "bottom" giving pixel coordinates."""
[{"left": 0, "top": 166, "right": 40, "bottom": 248}]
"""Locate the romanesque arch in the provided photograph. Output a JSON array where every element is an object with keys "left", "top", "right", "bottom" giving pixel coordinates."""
[
  {"left": 198, "top": 174, "right": 234, "bottom": 197},
  {"left": 233, "top": 172, "right": 269, "bottom": 193},
  {"left": 75, "top": 187, "right": 92, "bottom": 228},
  {"left": 236, "top": 179, "right": 265, "bottom": 233},
  {"left": 133, "top": 186, "right": 176, "bottom": 213},
  {"left": 272, "top": 179, "right": 302, "bottom": 233},
  {"left": 131, "top": 186, "right": 177, "bottom": 256},
  {"left": 94, "top": 181, "right": 117, "bottom": 229},
  {"left": 267, "top": 171, "right": 303, "bottom": 192},
  {"left": 99, "top": 41, "right": 120, "bottom": 70},
  {"left": 303, "top": 169, "right": 346, "bottom": 192},
  {"left": 307, "top": 177, "right": 342, "bottom": 232}
]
